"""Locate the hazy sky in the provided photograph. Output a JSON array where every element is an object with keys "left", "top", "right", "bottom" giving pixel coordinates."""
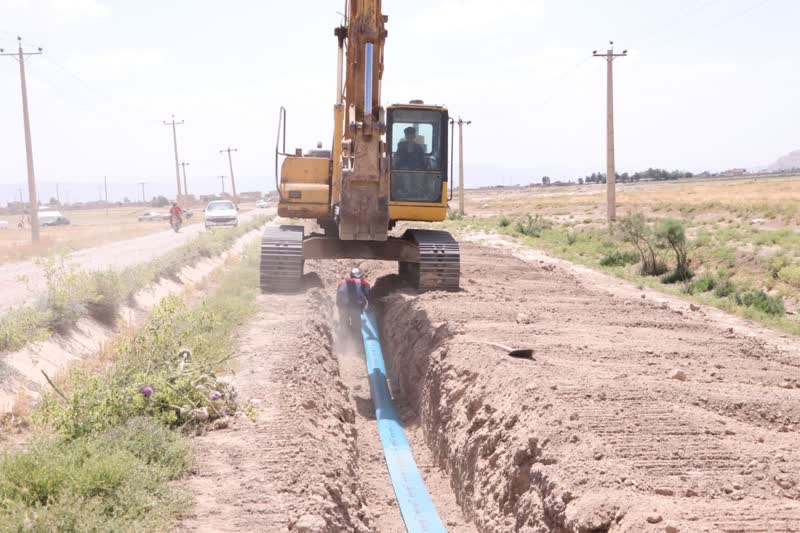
[{"left": 1, "top": 0, "right": 798, "bottom": 202}]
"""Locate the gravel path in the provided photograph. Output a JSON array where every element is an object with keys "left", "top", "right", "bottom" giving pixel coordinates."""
[{"left": 0, "top": 209, "right": 271, "bottom": 314}]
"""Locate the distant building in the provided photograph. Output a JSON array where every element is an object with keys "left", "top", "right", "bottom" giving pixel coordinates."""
[
  {"left": 238, "top": 191, "right": 263, "bottom": 202},
  {"left": 723, "top": 168, "right": 748, "bottom": 177}
]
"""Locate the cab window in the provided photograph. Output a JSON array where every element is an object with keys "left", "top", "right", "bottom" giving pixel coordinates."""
[{"left": 389, "top": 109, "right": 442, "bottom": 172}]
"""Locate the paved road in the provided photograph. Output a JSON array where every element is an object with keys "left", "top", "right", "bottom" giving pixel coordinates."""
[{"left": 0, "top": 208, "right": 272, "bottom": 314}]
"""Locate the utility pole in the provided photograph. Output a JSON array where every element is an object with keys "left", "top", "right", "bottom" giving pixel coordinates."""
[
  {"left": 2, "top": 37, "right": 43, "bottom": 242},
  {"left": 455, "top": 117, "right": 471, "bottom": 216},
  {"left": 218, "top": 175, "right": 226, "bottom": 195},
  {"left": 162, "top": 115, "right": 184, "bottom": 199},
  {"left": 138, "top": 182, "right": 147, "bottom": 204},
  {"left": 593, "top": 42, "right": 627, "bottom": 222},
  {"left": 219, "top": 147, "right": 238, "bottom": 204},
  {"left": 56, "top": 183, "right": 60, "bottom": 205},
  {"left": 449, "top": 118, "right": 455, "bottom": 201},
  {"left": 179, "top": 161, "right": 190, "bottom": 198},
  {"left": 104, "top": 176, "right": 109, "bottom": 214},
  {"left": 17, "top": 188, "right": 24, "bottom": 205}
]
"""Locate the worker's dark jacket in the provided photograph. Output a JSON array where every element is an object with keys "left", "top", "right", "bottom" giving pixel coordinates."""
[{"left": 336, "top": 278, "right": 371, "bottom": 308}]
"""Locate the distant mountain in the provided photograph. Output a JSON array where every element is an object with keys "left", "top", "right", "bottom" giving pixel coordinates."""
[{"left": 767, "top": 149, "right": 800, "bottom": 172}]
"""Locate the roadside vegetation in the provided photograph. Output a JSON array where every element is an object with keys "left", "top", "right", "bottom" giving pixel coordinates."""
[
  {"left": 0, "top": 240, "right": 262, "bottom": 530},
  {"left": 0, "top": 216, "right": 268, "bottom": 354},
  {"left": 439, "top": 178, "right": 800, "bottom": 334}
]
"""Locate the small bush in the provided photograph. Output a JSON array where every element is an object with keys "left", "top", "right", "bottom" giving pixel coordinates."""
[
  {"left": 566, "top": 232, "right": 578, "bottom": 246},
  {"left": 447, "top": 210, "right": 463, "bottom": 221},
  {"left": 516, "top": 214, "right": 549, "bottom": 237},
  {"left": 656, "top": 219, "right": 692, "bottom": 284},
  {"left": 87, "top": 270, "right": 127, "bottom": 325},
  {"left": 714, "top": 278, "right": 736, "bottom": 298},
  {"left": 498, "top": 215, "right": 511, "bottom": 228},
  {"left": 38, "top": 257, "right": 97, "bottom": 335},
  {"left": 769, "top": 255, "right": 791, "bottom": 279},
  {"left": 690, "top": 272, "right": 717, "bottom": 293},
  {"left": 0, "top": 418, "right": 190, "bottom": 531},
  {"left": 0, "top": 307, "right": 50, "bottom": 353},
  {"left": 778, "top": 265, "right": 800, "bottom": 288},
  {"left": 735, "top": 289, "right": 785, "bottom": 316},
  {"left": 619, "top": 213, "right": 666, "bottom": 276},
  {"left": 599, "top": 250, "right": 640, "bottom": 267}
]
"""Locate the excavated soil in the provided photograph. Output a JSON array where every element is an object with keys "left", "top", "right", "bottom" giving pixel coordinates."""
[
  {"left": 377, "top": 242, "right": 800, "bottom": 532},
  {"left": 182, "top": 237, "right": 800, "bottom": 532}
]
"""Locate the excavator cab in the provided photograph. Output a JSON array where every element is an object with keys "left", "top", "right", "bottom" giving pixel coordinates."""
[{"left": 387, "top": 103, "right": 450, "bottom": 225}]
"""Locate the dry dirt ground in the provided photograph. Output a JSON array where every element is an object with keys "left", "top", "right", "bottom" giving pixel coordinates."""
[{"left": 180, "top": 239, "right": 800, "bottom": 532}]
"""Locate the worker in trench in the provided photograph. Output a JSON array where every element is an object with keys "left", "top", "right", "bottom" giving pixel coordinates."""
[{"left": 336, "top": 267, "right": 371, "bottom": 340}]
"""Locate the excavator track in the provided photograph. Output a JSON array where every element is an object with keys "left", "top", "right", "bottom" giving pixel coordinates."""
[
  {"left": 260, "top": 225, "right": 304, "bottom": 292},
  {"left": 401, "top": 229, "right": 460, "bottom": 291}
]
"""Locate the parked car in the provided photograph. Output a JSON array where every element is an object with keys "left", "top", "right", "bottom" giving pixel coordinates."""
[
  {"left": 138, "top": 211, "right": 168, "bottom": 222},
  {"left": 39, "top": 211, "right": 70, "bottom": 226},
  {"left": 204, "top": 200, "right": 238, "bottom": 229},
  {"left": 256, "top": 200, "right": 270, "bottom": 209},
  {"left": 0, "top": 220, "right": 8, "bottom": 230},
  {"left": 183, "top": 209, "right": 193, "bottom": 219}
]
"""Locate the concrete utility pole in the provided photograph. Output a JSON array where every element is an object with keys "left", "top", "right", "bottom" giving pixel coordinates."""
[
  {"left": 138, "top": 182, "right": 147, "bottom": 203},
  {"left": 449, "top": 118, "right": 455, "bottom": 201},
  {"left": 2, "top": 37, "right": 43, "bottom": 242},
  {"left": 218, "top": 175, "right": 226, "bottom": 195},
  {"left": 455, "top": 117, "right": 471, "bottom": 216},
  {"left": 162, "top": 115, "right": 184, "bottom": 198},
  {"left": 104, "top": 176, "right": 109, "bottom": 214},
  {"left": 219, "top": 147, "right": 238, "bottom": 204},
  {"left": 56, "top": 183, "right": 60, "bottom": 205},
  {"left": 179, "top": 161, "right": 189, "bottom": 198},
  {"left": 593, "top": 42, "right": 627, "bottom": 222}
]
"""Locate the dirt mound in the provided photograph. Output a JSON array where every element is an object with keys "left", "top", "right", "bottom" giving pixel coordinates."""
[
  {"left": 181, "top": 288, "right": 371, "bottom": 532},
  {"left": 378, "top": 243, "right": 800, "bottom": 532}
]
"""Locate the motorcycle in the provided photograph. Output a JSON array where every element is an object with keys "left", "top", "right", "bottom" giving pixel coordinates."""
[{"left": 170, "top": 215, "right": 182, "bottom": 233}]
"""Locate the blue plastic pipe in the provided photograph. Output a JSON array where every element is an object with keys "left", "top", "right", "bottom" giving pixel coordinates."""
[{"left": 360, "top": 309, "right": 446, "bottom": 533}]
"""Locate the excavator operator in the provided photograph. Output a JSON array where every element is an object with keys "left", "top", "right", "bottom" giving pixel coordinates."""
[
  {"left": 396, "top": 126, "right": 426, "bottom": 170},
  {"left": 336, "top": 267, "right": 371, "bottom": 336}
]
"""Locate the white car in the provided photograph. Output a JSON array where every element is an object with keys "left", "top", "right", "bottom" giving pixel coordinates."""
[
  {"left": 204, "top": 200, "right": 239, "bottom": 229},
  {"left": 256, "top": 200, "right": 269, "bottom": 209},
  {"left": 0, "top": 220, "right": 8, "bottom": 230}
]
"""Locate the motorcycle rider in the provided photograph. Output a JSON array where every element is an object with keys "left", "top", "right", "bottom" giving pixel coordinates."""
[
  {"left": 169, "top": 202, "right": 183, "bottom": 231},
  {"left": 336, "top": 267, "right": 371, "bottom": 336}
]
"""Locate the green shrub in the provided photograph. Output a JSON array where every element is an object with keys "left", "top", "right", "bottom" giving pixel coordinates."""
[
  {"left": 769, "top": 255, "right": 791, "bottom": 279},
  {"left": 714, "top": 279, "right": 736, "bottom": 298},
  {"left": 0, "top": 307, "right": 50, "bottom": 353},
  {"left": 778, "top": 265, "right": 800, "bottom": 288},
  {"left": 447, "top": 210, "right": 463, "bottom": 221},
  {"left": 87, "top": 270, "right": 127, "bottom": 325},
  {"left": 599, "top": 250, "right": 640, "bottom": 267},
  {"left": 498, "top": 215, "right": 511, "bottom": 228},
  {"left": 566, "top": 232, "right": 578, "bottom": 246},
  {"left": 0, "top": 418, "right": 190, "bottom": 531},
  {"left": 619, "top": 213, "right": 667, "bottom": 276},
  {"left": 516, "top": 214, "right": 549, "bottom": 237},
  {"left": 38, "top": 257, "right": 97, "bottom": 335},
  {"left": 656, "top": 219, "right": 693, "bottom": 284},
  {"left": 735, "top": 289, "right": 785, "bottom": 316},
  {"left": 690, "top": 272, "right": 717, "bottom": 293}
]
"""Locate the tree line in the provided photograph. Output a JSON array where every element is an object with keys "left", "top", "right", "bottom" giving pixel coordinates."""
[{"left": 579, "top": 168, "right": 693, "bottom": 185}]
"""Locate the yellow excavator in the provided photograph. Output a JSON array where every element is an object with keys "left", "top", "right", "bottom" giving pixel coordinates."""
[{"left": 260, "top": 0, "right": 460, "bottom": 292}]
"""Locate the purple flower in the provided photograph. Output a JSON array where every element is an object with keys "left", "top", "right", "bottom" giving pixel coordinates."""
[
  {"left": 208, "top": 390, "right": 223, "bottom": 401},
  {"left": 138, "top": 385, "right": 154, "bottom": 398}
]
